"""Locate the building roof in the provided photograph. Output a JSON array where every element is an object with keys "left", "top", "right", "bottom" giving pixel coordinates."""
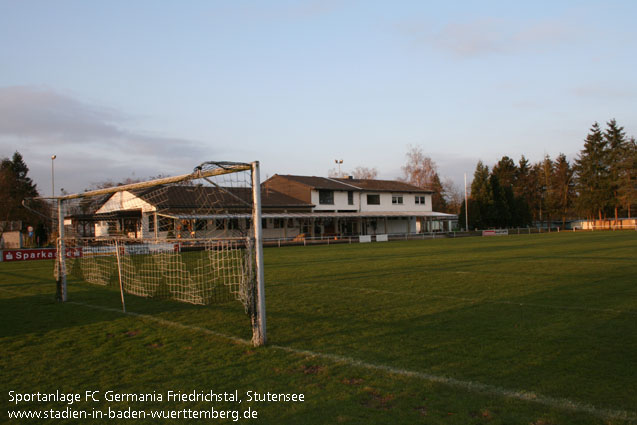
[
  {"left": 270, "top": 174, "right": 433, "bottom": 193},
  {"left": 334, "top": 177, "right": 434, "bottom": 193},
  {"left": 123, "top": 185, "right": 311, "bottom": 213},
  {"left": 269, "top": 175, "right": 356, "bottom": 191}
]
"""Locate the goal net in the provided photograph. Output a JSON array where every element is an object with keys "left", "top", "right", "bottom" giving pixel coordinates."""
[{"left": 51, "top": 161, "right": 266, "bottom": 346}]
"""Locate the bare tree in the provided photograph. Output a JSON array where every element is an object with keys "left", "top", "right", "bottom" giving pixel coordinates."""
[
  {"left": 400, "top": 145, "right": 447, "bottom": 211},
  {"left": 351, "top": 166, "right": 378, "bottom": 180},
  {"left": 442, "top": 177, "right": 463, "bottom": 214},
  {"left": 329, "top": 166, "right": 379, "bottom": 179},
  {"left": 401, "top": 146, "right": 438, "bottom": 188}
]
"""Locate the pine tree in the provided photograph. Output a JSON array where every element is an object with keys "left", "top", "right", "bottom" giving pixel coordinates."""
[
  {"left": 514, "top": 156, "right": 531, "bottom": 198},
  {"left": 574, "top": 123, "right": 610, "bottom": 221},
  {"left": 552, "top": 153, "right": 574, "bottom": 229},
  {"left": 540, "top": 155, "right": 558, "bottom": 229},
  {"left": 575, "top": 123, "right": 611, "bottom": 220},
  {"left": 492, "top": 156, "right": 517, "bottom": 188},
  {"left": 527, "top": 162, "right": 544, "bottom": 224},
  {"left": 488, "top": 174, "right": 513, "bottom": 227},
  {"left": 604, "top": 119, "right": 629, "bottom": 224},
  {"left": 0, "top": 152, "right": 41, "bottom": 236},
  {"left": 468, "top": 161, "right": 491, "bottom": 229},
  {"left": 617, "top": 137, "right": 637, "bottom": 218},
  {"left": 512, "top": 156, "right": 534, "bottom": 227}
]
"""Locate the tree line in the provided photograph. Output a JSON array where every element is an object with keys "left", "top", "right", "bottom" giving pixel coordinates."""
[
  {"left": 0, "top": 152, "right": 50, "bottom": 244},
  {"left": 459, "top": 120, "right": 636, "bottom": 229}
]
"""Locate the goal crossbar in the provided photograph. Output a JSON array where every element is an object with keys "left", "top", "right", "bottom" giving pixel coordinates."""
[{"left": 58, "top": 162, "right": 251, "bottom": 201}]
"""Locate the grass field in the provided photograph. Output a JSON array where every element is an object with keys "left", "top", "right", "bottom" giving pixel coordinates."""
[{"left": 2, "top": 231, "right": 636, "bottom": 424}]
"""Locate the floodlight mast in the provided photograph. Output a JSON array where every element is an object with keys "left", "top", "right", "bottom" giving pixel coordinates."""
[{"left": 335, "top": 159, "right": 343, "bottom": 177}]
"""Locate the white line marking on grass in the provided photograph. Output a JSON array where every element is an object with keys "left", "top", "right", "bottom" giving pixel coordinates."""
[{"left": 66, "top": 299, "right": 636, "bottom": 423}]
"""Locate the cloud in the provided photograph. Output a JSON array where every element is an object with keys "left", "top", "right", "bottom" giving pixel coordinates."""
[
  {"left": 400, "top": 17, "right": 577, "bottom": 58},
  {"left": 0, "top": 86, "right": 125, "bottom": 142},
  {"left": 0, "top": 85, "right": 208, "bottom": 164},
  {"left": 0, "top": 86, "right": 212, "bottom": 193}
]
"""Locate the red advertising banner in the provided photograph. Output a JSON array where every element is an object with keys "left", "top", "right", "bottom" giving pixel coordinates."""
[{"left": 1, "top": 248, "right": 82, "bottom": 262}]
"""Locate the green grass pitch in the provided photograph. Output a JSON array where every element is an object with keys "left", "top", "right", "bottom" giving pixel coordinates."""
[{"left": 2, "top": 231, "right": 636, "bottom": 424}]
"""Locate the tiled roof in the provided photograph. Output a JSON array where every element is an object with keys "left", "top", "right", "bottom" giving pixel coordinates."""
[
  {"left": 273, "top": 175, "right": 357, "bottom": 190},
  {"left": 334, "top": 178, "right": 433, "bottom": 193},
  {"left": 274, "top": 175, "right": 433, "bottom": 193},
  {"left": 131, "top": 185, "right": 311, "bottom": 211}
]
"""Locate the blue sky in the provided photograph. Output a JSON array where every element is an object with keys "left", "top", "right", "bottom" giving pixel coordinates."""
[{"left": 1, "top": 0, "right": 635, "bottom": 196}]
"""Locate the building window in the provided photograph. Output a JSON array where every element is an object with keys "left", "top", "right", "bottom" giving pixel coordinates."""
[
  {"left": 319, "top": 190, "right": 334, "bottom": 205},
  {"left": 158, "top": 216, "right": 173, "bottom": 232},
  {"left": 348, "top": 191, "right": 354, "bottom": 205},
  {"left": 392, "top": 195, "right": 403, "bottom": 205},
  {"left": 415, "top": 196, "right": 426, "bottom": 205},
  {"left": 367, "top": 194, "right": 380, "bottom": 205}
]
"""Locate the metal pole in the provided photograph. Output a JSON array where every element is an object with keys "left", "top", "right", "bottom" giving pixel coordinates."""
[
  {"left": 56, "top": 198, "right": 67, "bottom": 302},
  {"left": 251, "top": 161, "right": 267, "bottom": 346},
  {"left": 464, "top": 173, "right": 469, "bottom": 231},
  {"left": 51, "top": 155, "right": 56, "bottom": 198},
  {"left": 114, "top": 240, "right": 127, "bottom": 313},
  {"left": 51, "top": 155, "right": 56, "bottom": 241}
]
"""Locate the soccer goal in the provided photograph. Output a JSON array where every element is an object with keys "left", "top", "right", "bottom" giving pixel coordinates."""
[{"left": 52, "top": 161, "right": 266, "bottom": 346}]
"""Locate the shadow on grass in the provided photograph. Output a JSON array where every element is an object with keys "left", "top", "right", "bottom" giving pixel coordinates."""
[{"left": 0, "top": 280, "right": 251, "bottom": 340}]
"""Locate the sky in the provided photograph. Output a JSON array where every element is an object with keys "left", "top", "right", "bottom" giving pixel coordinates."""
[{"left": 1, "top": 0, "right": 635, "bottom": 197}]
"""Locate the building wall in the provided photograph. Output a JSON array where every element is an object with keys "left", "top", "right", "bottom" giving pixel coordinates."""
[
  {"left": 365, "top": 217, "right": 416, "bottom": 235},
  {"left": 311, "top": 190, "right": 359, "bottom": 211},
  {"left": 361, "top": 192, "right": 431, "bottom": 213},
  {"left": 312, "top": 190, "right": 432, "bottom": 213},
  {"left": 571, "top": 218, "right": 637, "bottom": 230},
  {"left": 0, "top": 231, "right": 22, "bottom": 248},
  {"left": 96, "top": 191, "right": 156, "bottom": 214}
]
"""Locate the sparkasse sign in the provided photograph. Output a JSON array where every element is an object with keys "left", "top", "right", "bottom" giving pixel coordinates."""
[{"left": 1, "top": 248, "right": 82, "bottom": 262}]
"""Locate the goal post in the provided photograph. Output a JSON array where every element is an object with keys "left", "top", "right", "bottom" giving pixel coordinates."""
[
  {"left": 251, "top": 161, "right": 266, "bottom": 346},
  {"left": 52, "top": 161, "right": 267, "bottom": 346}
]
